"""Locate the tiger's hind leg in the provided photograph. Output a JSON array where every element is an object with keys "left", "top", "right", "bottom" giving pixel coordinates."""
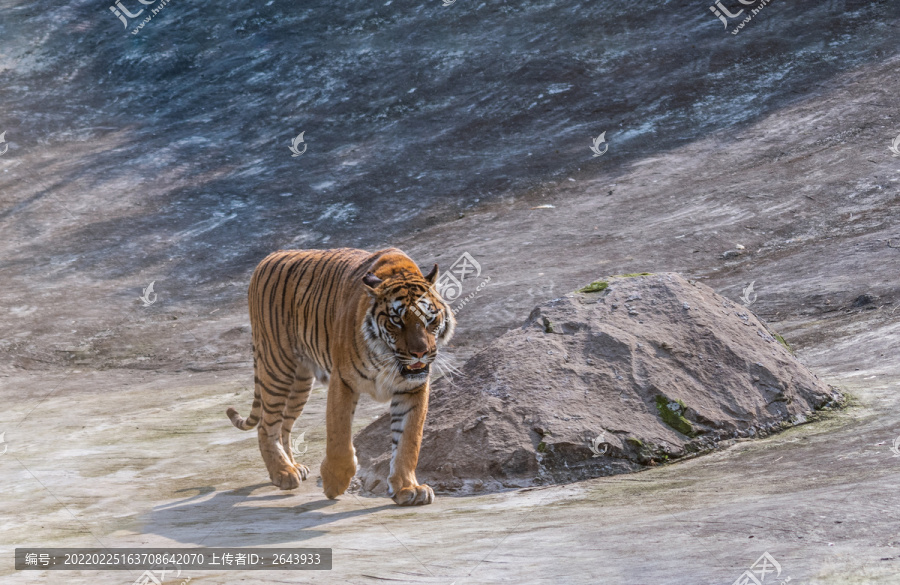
[
  {"left": 254, "top": 351, "right": 304, "bottom": 490},
  {"left": 280, "top": 365, "right": 315, "bottom": 482}
]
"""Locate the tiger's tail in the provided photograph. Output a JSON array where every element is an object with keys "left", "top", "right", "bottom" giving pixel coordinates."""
[{"left": 226, "top": 386, "right": 262, "bottom": 430}]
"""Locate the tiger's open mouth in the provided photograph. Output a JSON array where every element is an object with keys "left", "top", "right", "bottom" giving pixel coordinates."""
[{"left": 399, "top": 361, "right": 430, "bottom": 377}]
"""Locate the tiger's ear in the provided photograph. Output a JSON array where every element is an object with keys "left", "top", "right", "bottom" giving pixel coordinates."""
[
  {"left": 362, "top": 272, "right": 383, "bottom": 296},
  {"left": 423, "top": 263, "right": 439, "bottom": 285}
]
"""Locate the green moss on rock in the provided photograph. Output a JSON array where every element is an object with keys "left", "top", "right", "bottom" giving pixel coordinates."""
[
  {"left": 578, "top": 273, "right": 652, "bottom": 293},
  {"left": 541, "top": 316, "right": 554, "bottom": 333},
  {"left": 578, "top": 281, "right": 609, "bottom": 293},
  {"left": 655, "top": 396, "right": 695, "bottom": 436},
  {"left": 774, "top": 333, "right": 793, "bottom": 353}
]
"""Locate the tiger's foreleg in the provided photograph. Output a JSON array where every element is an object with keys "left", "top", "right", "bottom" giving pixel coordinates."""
[
  {"left": 387, "top": 383, "right": 434, "bottom": 506},
  {"left": 321, "top": 376, "right": 360, "bottom": 499}
]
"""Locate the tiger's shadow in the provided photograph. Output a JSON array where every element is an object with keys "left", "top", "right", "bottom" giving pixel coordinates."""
[{"left": 142, "top": 483, "right": 395, "bottom": 546}]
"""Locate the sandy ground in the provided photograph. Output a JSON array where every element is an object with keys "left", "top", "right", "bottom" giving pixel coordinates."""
[
  {"left": 1, "top": 369, "right": 898, "bottom": 584},
  {"left": 3, "top": 8, "right": 900, "bottom": 585}
]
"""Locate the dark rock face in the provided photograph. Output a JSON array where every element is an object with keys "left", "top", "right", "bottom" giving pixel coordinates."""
[
  {"left": 355, "top": 273, "right": 840, "bottom": 494},
  {"left": 2, "top": 1, "right": 898, "bottom": 288}
]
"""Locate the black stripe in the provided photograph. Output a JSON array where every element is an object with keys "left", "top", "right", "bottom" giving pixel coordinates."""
[
  {"left": 390, "top": 406, "right": 413, "bottom": 418},
  {"left": 287, "top": 257, "right": 316, "bottom": 355},
  {"left": 339, "top": 376, "right": 356, "bottom": 393},
  {"left": 280, "top": 258, "right": 306, "bottom": 350},
  {"left": 318, "top": 257, "right": 345, "bottom": 366},
  {"left": 298, "top": 257, "right": 328, "bottom": 352},
  {"left": 391, "top": 386, "right": 426, "bottom": 394},
  {"left": 263, "top": 404, "right": 286, "bottom": 415},
  {"left": 258, "top": 336, "right": 294, "bottom": 381}
]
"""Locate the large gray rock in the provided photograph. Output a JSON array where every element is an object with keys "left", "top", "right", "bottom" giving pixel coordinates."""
[{"left": 355, "top": 273, "right": 841, "bottom": 495}]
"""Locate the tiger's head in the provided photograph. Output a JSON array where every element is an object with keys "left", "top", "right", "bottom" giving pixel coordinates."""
[{"left": 362, "top": 263, "right": 455, "bottom": 384}]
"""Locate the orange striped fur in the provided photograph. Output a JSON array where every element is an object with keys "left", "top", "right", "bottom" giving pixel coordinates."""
[{"left": 226, "top": 248, "right": 455, "bottom": 505}]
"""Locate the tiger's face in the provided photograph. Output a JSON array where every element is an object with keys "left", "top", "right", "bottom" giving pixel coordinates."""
[{"left": 362, "top": 265, "right": 455, "bottom": 383}]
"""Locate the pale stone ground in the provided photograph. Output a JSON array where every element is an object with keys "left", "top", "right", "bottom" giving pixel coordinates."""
[{"left": 1, "top": 361, "right": 899, "bottom": 584}]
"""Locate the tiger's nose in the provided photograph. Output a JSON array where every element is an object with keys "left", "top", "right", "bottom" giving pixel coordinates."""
[{"left": 410, "top": 350, "right": 426, "bottom": 359}]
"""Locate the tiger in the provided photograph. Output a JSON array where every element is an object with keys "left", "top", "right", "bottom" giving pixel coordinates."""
[{"left": 226, "top": 247, "right": 455, "bottom": 506}]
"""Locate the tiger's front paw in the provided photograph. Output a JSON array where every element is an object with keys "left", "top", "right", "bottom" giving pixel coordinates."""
[
  {"left": 293, "top": 463, "right": 310, "bottom": 481},
  {"left": 391, "top": 484, "right": 435, "bottom": 506},
  {"left": 270, "top": 466, "right": 302, "bottom": 490},
  {"left": 321, "top": 456, "right": 357, "bottom": 499}
]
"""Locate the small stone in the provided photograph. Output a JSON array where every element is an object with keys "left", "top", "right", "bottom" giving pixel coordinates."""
[{"left": 853, "top": 294, "right": 879, "bottom": 307}]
